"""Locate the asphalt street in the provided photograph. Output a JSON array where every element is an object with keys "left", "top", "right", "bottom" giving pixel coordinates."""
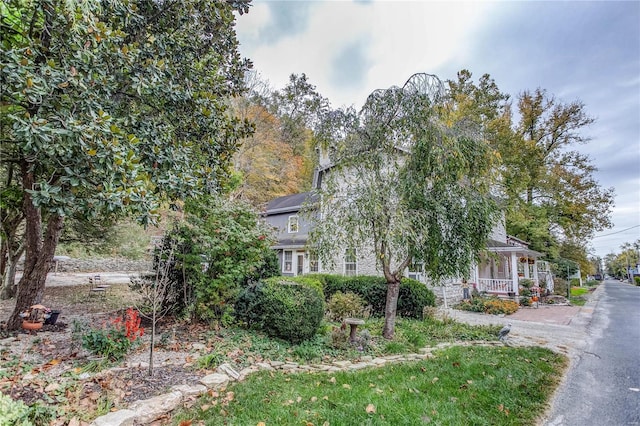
[{"left": 545, "top": 280, "right": 640, "bottom": 426}]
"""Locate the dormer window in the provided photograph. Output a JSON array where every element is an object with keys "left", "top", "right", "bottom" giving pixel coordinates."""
[{"left": 288, "top": 215, "right": 299, "bottom": 233}]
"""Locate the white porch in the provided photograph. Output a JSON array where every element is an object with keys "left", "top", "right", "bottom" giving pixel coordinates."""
[{"left": 473, "top": 238, "right": 553, "bottom": 297}]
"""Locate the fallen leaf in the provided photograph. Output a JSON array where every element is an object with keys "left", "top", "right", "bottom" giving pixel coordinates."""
[
  {"left": 179, "top": 421, "right": 193, "bottom": 426},
  {"left": 365, "top": 404, "right": 376, "bottom": 414},
  {"left": 329, "top": 377, "right": 336, "bottom": 383},
  {"left": 45, "top": 359, "right": 61, "bottom": 367},
  {"left": 257, "top": 423, "right": 266, "bottom": 426},
  {"left": 431, "top": 377, "right": 439, "bottom": 384},
  {"left": 201, "top": 404, "right": 211, "bottom": 412},
  {"left": 67, "top": 418, "right": 80, "bottom": 426},
  {"left": 45, "top": 383, "right": 60, "bottom": 393},
  {"left": 342, "top": 384, "right": 351, "bottom": 389},
  {"left": 310, "top": 396, "right": 317, "bottom": 402}
]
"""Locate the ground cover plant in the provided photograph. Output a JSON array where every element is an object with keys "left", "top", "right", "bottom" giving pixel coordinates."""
[
  {"left": 171, "top": 345, "right": 567, "bottom": 425},
  {"left": 456, "top": 297, "right": 519, "bottom": 315}
]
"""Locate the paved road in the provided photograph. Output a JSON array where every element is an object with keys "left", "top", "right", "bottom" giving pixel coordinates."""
[{"left": 544, "top": 280, "right": 640, "bottom": 426}]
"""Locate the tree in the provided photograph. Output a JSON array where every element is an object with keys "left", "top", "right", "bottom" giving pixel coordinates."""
[
  {"left": 130, "top": 242, "right": 177, "bottom": 377},
  {"left": 230, "top": 73, "right": 330, "bottom": 206},
  {"left": 446, "top": 71, "right": 614, "bottom": 259},
  {"left": 159, "top": 196, "right": 277, "bottom": 325},
  {"left": 311, "top": 74, "right": 500, "bottom": 339},
  {"left": 510, "top": 89, "right": 614, "bottom": 250},
  {"left": 1, "top": 0, "right": 253, "bottom": 330}
]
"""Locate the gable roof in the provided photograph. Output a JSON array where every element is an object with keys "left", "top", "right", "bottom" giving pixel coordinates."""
[{"left": 264, "top": 192, "right": 319, "bottom": 215}]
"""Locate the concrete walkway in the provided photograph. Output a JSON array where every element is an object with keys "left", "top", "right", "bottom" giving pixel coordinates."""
[{"left": 444, "top": 285, "right": 603, "bottom": 359}]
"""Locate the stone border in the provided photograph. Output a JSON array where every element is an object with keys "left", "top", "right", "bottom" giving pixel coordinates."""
[{"left": 90, "top": 341, "right": 505, "bottom": 426}]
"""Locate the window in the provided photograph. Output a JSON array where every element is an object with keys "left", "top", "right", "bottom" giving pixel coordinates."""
[
  {"left": 309, "top": 251, "right": 319, "bottom": 273},
  {"left": 344, "top": 248, "right": 357, "bottom": 276},
  {"left": 288, "top": 215, "right": 299, "bottom": 233},
  {"left": 283, "top": 251, "right": 293, "bottom": 272},
  {"left": 408, "top": 260, "right": 424, "bottom": 282}
]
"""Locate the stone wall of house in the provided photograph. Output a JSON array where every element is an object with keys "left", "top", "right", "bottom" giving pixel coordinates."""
[{"left": 428, "top": 282, "right": 465, "bottom": 306}]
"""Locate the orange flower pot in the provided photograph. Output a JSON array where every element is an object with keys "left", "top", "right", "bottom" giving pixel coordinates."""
[{"left": 22, "top": 321, "right": 43, "bottom": 331}]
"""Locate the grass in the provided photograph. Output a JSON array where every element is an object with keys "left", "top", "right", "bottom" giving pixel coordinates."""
[
  {"left": 569, "top": 286, "right": 589, "bottom": 306},
  {"left": 194, "top": 317, "right": 502, "bottom": 369},
  {"left": 171, "top": 345, "right": 567, "bottom": 426}
]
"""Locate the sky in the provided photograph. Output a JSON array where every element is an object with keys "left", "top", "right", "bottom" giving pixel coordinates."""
[{"left": 234, "top": 0, "right": 640, "bottom": 259}]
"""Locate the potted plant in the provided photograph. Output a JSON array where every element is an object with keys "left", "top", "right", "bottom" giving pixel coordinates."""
[{"left": 19, "top": 304, "right": 51, "bottom": 331}]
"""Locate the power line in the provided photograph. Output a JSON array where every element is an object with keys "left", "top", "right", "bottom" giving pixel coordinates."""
[{"left": 592, "top": 225, "right": 640, "bottom": 239}]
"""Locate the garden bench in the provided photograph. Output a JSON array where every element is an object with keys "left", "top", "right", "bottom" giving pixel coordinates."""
[{"left": 88, "top": 275, "right": 110, "bottom": 296}]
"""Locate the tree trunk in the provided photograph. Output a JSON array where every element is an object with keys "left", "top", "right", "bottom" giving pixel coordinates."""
[
  {"left": 5, "top": 165, "right": 64, "bottom": 330},
  {"left": 382, "top": 279, "right": 400, "bottom": 339},
  {"left": 0, "top": 248, "right": 22, "bottom": 300}
]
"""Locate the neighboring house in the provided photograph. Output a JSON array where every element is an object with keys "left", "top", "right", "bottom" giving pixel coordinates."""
[{"left": 263, "top": 189, "right": 553, "bottom": 301}]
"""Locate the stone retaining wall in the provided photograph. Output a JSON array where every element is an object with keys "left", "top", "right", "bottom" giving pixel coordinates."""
[{"left": 51, "top": 258, "right": 151, "bottom": 273}]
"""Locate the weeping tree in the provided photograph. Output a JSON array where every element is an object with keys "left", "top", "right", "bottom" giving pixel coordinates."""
[
  {"left": 311, "top": 73, "right": 500, "bottom": 339},
  {"left": 1, "top": 0, "right": 253, "bottom": 330}
]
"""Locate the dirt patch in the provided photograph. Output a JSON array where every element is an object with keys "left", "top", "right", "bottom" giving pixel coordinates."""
[{"left": 0, "top": 283, "right": 211, "bottom": 424}]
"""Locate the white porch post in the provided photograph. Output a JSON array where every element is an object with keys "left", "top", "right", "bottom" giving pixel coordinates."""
[
  {"left": 533, "top": 260, "right": 539, "bottom": 286},
  {"left": 510, "top": 252, "right": 519, "bottom": 296},
  {"left": 473, "top": 264, "right": 479, "bottom": 286}
]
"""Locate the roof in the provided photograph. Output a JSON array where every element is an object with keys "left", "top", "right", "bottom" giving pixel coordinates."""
[
  {"left": 486, "top": 239, "right": 542, "bottom": 257},
  {"left": 272, "top": 235, "right": 309, "bottom": 250},
  {"left": 264, "top": 192, "right": 319, "bottom": 215}
]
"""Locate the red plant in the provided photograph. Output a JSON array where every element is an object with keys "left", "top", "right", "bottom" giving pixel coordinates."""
[{"left": 111, "top": 308, "right": 144, "bottom": 342}]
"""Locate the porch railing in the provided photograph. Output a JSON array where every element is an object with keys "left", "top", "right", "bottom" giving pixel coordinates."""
[{"left": 477, "top": 278, "right": 515, "bottom": 294}]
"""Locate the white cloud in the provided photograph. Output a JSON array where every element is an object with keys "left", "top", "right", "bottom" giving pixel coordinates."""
[{"left": 237, "top": 1, "right": 495, "bottom": 108}]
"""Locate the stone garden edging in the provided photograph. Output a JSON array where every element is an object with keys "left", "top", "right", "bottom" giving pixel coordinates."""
[{"left": 89, "top": 341, "right": 503, "bottom": 426}]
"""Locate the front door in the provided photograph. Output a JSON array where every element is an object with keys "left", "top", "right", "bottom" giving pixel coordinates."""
[{"left": 297, "top": 254, "right": 304, "bottom": 275}]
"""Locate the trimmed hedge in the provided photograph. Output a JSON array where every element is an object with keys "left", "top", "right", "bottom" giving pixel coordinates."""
[
  {"left": 234, "top": 278, "right": 324, "bottom": 343},
  {"left": 310, "top": 274, "right": 435, "bottom": 319}
]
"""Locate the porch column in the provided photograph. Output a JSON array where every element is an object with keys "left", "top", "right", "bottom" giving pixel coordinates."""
[
  {"left": 524, "top": 259, "right": 530, "bottom": 279},
  {"left": 472, "top": 264, "right": 479, "bottom": 286},
  {"left": 533, "top": 259, "right": 539, "bottom": 286},
  {"left": 510, "top": 252, "right": 519, "bottom": 296}
]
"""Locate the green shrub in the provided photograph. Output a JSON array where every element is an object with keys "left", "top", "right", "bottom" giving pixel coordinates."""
[
  {"left": 519, "top": 278, "right": 534, "bottom": 289},
  {"left": 235, "top": 279, "right": 324, "bottom": 343},
  {"left": 553, "top": 277, "right": 569, "bottom": 296},
  {"left": 314, "top": 274, "right": 435, "bottom": 318},
  {"left": 148, "top": 197, "right": 278, "bottom": 323},
  {"left": 634, "top": 276, "right": 640, "bottom": 286},
  {"left": 569, "top": 278, "right": 580, "bottom": 287},
  {"left": 0, "top": 393, "right": 30, "bottom": 426},
  {"left": 327, "top": 291, "right": 367, "bottom": 321},
  {"left": 268, "top": 276, "right": 324, "bottom": 299},
  {"left": 398, "top": 278, "right": 436, "bottom": 318},
  {"left": 82, "top": 309, "right": 144, "bottom": 361},
  {"left": 520, "top": 297, "right": 531, "bottom": 307}
]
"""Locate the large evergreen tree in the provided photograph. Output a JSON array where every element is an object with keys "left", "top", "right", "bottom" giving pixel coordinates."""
[{"left": 1, "top": 0, "right": 253, "bottom": 330}]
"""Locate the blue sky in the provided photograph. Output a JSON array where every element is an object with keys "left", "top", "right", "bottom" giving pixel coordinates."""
[{"left": 235, "top": 1, "right": 640, "bottom": 258}]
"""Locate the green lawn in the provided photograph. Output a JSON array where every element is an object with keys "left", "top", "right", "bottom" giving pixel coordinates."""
[
  {"left": 172, "top": 345, "right": 567, "bottom": 426},
  {"left": 569, "top": 286, "right": 590, "bottom": 306}
]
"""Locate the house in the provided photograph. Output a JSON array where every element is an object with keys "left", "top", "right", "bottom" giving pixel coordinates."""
[
  {"left": 263, "top": 73, "right": 554, "bottom": 301},
  {"left": 263, "top": 189, "right": 553, "bottom": 301}
]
